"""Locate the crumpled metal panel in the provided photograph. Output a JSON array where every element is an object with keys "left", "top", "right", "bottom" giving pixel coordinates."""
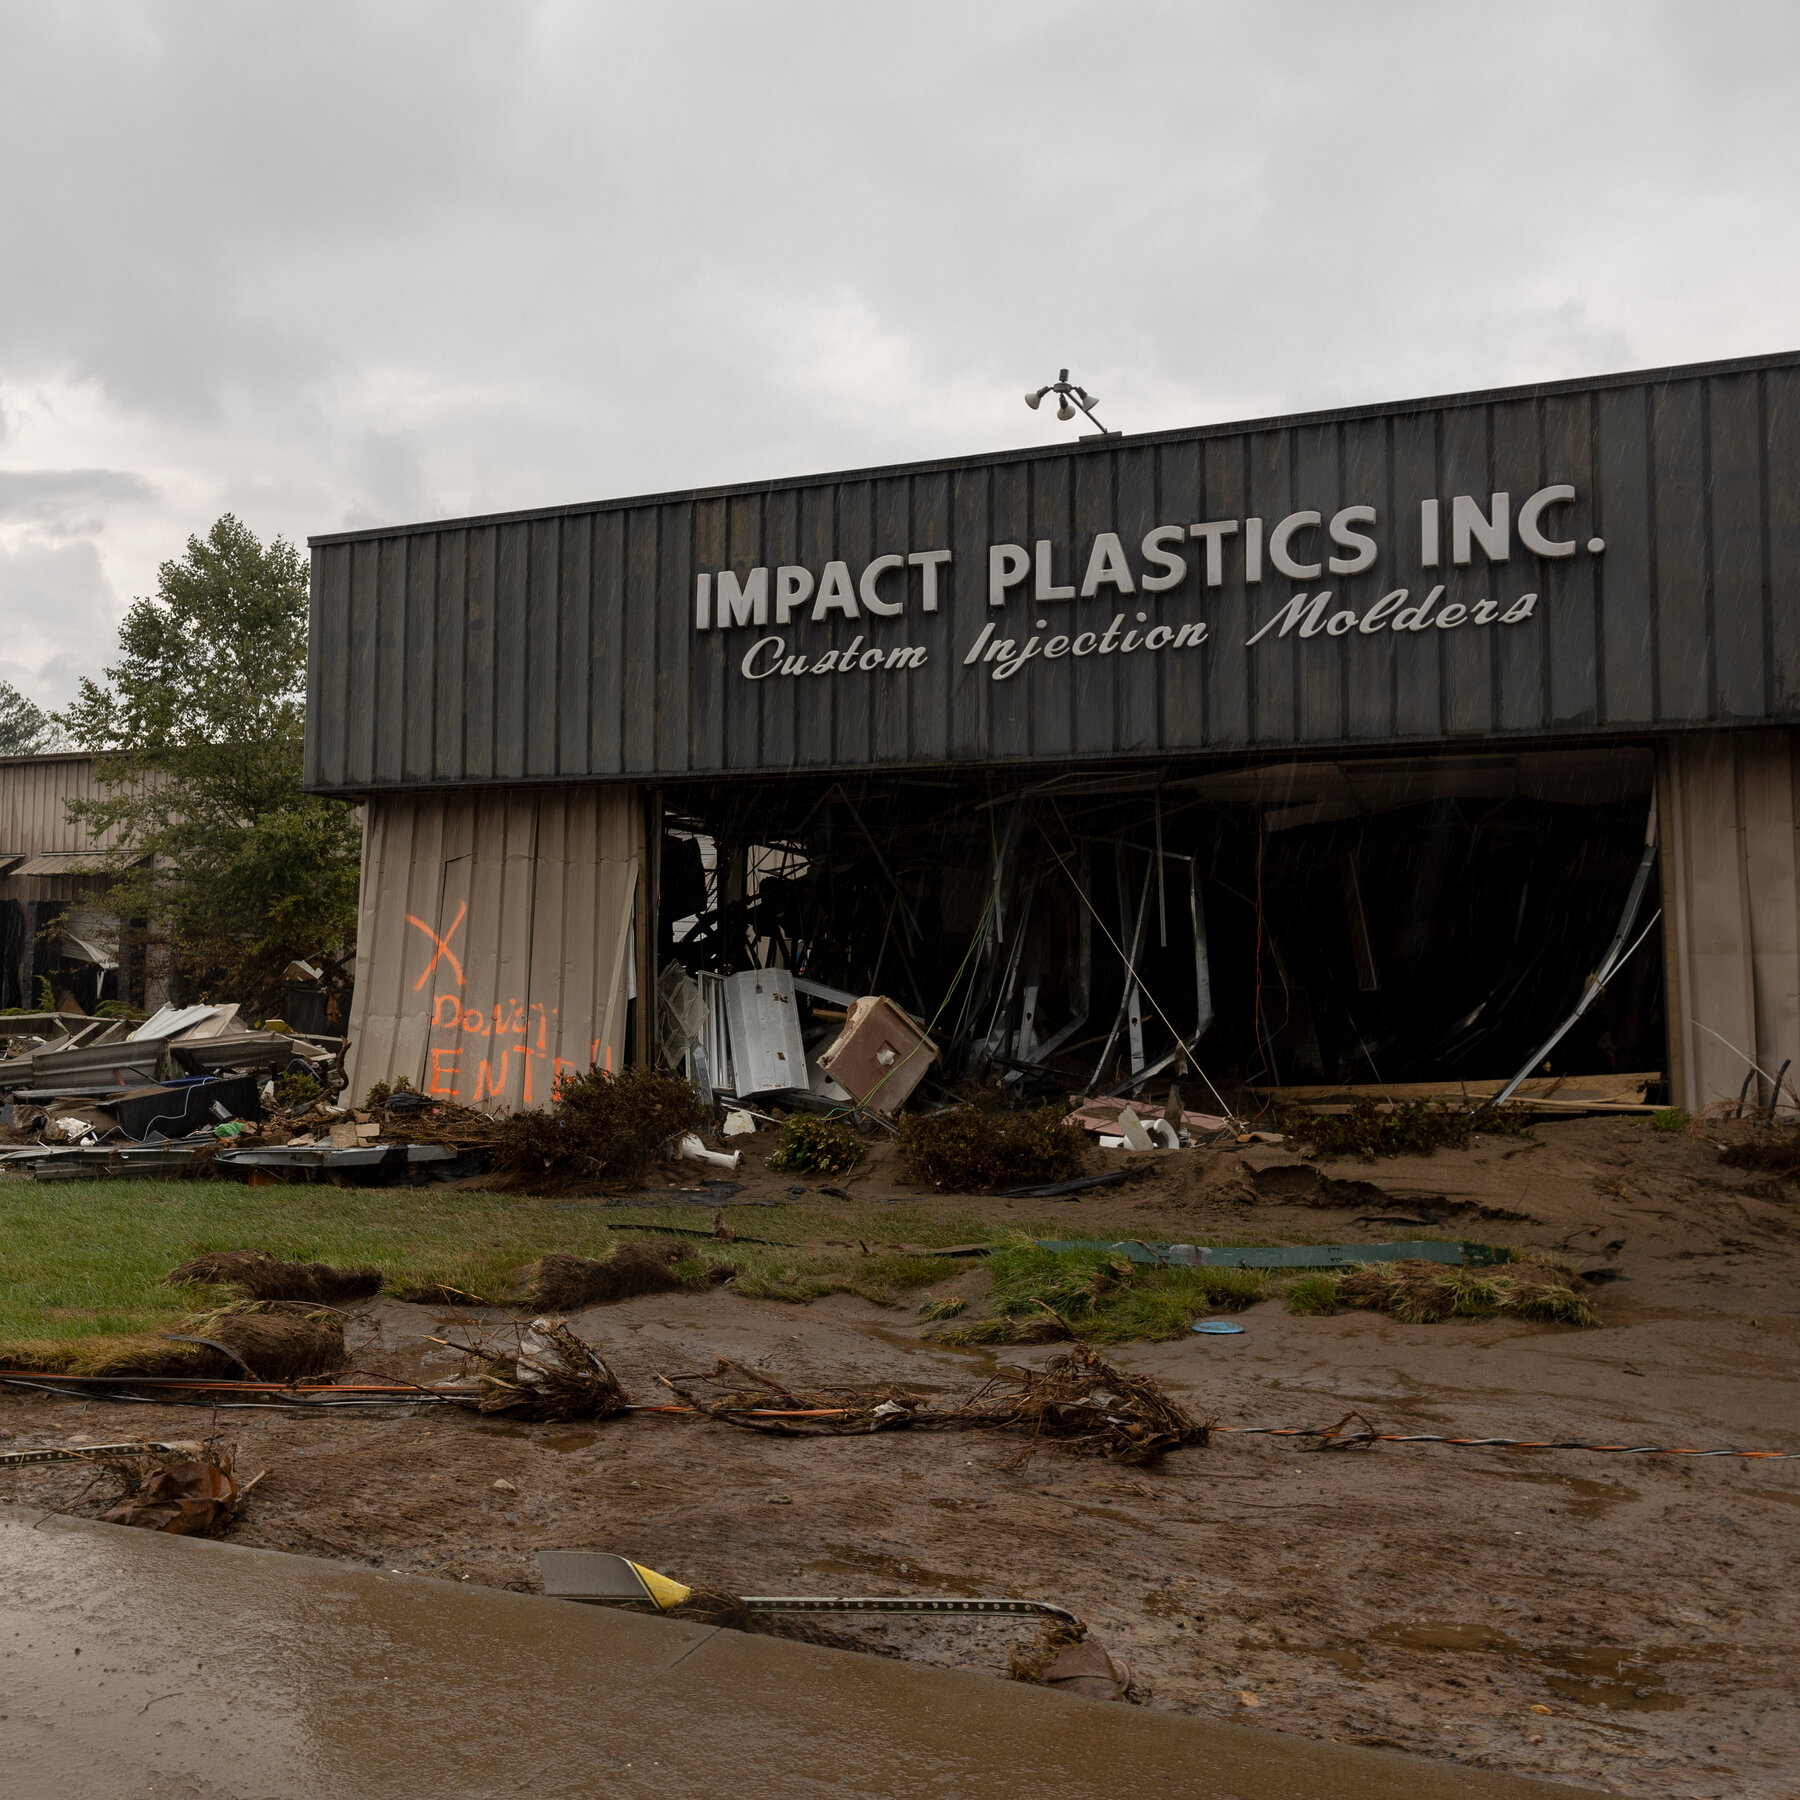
[{"left": 345, "top": 786, "right": 640, "bottom": 1111}]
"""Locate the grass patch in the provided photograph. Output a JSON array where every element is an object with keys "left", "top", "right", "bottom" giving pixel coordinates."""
[
  {"left": 936, "top": 1240, "right": 1269, "bottom": 1344},
  {"left": 1281, "top": 1256, "right": 1597, "bottom": 1327},
  {"left": 1282, "top": 1098, "right": 1534, "bottom": 1160},
  {"left": 1652, "top": 1107, "right": 1691, "bottom": 1133},
  {"left": 0, "top": 1178, "right": 798, "bottom": 1341}
]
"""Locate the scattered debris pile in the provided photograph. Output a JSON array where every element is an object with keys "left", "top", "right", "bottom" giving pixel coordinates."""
[
  {"left": 661, "top": 1343, "right": 1206, "bottom": 1465},
  {"left": 659, "top": 1357, "right": 931, "bottom": 1437}
]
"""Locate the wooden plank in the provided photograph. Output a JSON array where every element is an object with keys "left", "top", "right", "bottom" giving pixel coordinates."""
[{"left": 1257, "top": 1071, "right": 1657, "bottom": 1104}]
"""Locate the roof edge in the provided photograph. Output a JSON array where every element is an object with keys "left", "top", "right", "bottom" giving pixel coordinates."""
[{"left": 308, "top": 348, "right": 1800, "bottom": 549}]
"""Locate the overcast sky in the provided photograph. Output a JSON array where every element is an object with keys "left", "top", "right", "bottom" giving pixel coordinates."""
[{"left": 2, "top": 1, "right": 1796, "bottom": 707}]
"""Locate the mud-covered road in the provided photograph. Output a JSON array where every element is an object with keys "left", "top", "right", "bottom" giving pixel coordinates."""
[{"left": 5, "top": 1115, "right": 1796, "bottom": 1797}]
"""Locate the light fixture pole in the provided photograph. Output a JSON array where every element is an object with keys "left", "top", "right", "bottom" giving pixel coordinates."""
[{"left": 1024, "top": 369, "right": 1118, "bottom": 438}]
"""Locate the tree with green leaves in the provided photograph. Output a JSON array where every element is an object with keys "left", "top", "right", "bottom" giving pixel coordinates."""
[
  {"left": 56, "top": 515, "right": 361, "bottom": 1002},
  {"left": 0, "top": 678, "right": 59, "bottom": 756}
]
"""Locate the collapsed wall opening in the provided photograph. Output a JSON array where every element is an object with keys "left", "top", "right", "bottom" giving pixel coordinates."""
[{"left": 655, "top": 744, "right": 1664, "bottom": 1105}]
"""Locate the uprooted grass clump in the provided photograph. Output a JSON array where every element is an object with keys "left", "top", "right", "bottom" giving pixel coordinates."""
[
  {"left": 0, "top": 1302, "right": 347, "bottom": 1381},
  {"left": 165, "top": 1248, "right": 382, "bottom": 1304},
  {"left": 1719, "top": 1133, "right": 1800, "bottom": 1177},
  {"left": 508, "top": 1240, "right": 736, "bottom": 1310},
  {"left": 1281, "top": 1098, "right": 1533, "bottom": 1160},
  {"left": 934, "top": 1240, "right": 1265, "bottom": 1345},
  {"left": 767, "top": 1114, "right": 866, "bottom": 1176},
  {"left": 489, "top": 1065, "right": 709, "bottom": 1189},
  {"left": 898, "top": 1104, "right": 1089, "bottom": 1192},
  {"left": 1284, "top": 1254, "right": 1597, "bottom": 1327}
]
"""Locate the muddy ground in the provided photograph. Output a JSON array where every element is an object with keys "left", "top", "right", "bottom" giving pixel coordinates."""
[{"left": 4, "top": 1114, "right": 1797, "bottom": 1797}]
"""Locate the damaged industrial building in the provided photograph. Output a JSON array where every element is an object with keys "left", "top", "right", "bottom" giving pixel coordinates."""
[{"left": 309, "top": 350, "right": 1800, "bottom": 1121}]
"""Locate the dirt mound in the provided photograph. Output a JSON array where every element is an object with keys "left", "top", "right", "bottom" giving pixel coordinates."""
[
  {"left": 511, "top": 1242, "right": 734, "bottom": 1310},
  {"left": 166, "top": 1248, "right": 382, "bottom": 1304}
]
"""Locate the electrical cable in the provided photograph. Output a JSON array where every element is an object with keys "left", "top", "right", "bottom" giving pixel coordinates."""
[{"left": 1213, "top": 1425, "right": 1796, "bottom": 1459}]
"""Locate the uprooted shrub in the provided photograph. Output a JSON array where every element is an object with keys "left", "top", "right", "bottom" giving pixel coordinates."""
[
  {"left": 508, "top": 1240, "right": 735, "bottom": 1311},
  {"left": 165, "top": 1248, "right": 382, "bottom": 1304},
  {"left": 1281, "top": 1098, "right": 1532, "bottom": 1160},
  {"left": 767, "top": 1114, "right": 865, "bottom": 1176},
  {"left": 469, "top": 1317, "right": 632, "bottom": 1422},
  {"left": 935, "top": 1240, "right": 1265, "bottom": 1345},
  {"left": 489, "top": 1065, "right": 709, "bottom": 1189},
  {"left": 898, "top": 1104, "right": 1088, "bottom": 1192},
  {"left": 1285, "top": 1255, "right": 1597, "bottom": 1327}
]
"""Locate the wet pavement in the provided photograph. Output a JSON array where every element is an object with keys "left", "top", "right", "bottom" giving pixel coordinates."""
[{"left": 0, "top": 1504, "right": 1578, "bottom": 1798}]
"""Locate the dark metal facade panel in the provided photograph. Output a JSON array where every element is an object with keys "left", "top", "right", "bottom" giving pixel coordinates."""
[{"left": 307, "top": 351, "right": 1800, "bottom": 793}]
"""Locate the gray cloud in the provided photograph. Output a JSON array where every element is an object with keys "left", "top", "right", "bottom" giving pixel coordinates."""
[
  {"left": 0, "top": 0, "right": 1797, "bottom": 700},
  {"left": 0, "top": 470, "right": 158, "bottom": 537}
]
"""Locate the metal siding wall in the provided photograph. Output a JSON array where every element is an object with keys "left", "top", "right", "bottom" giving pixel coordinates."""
[
  {"left": 1660, "top": 729, "right": 1800, "bottom": 1112},
  {"left": 308, "top": 355, "right": 1800, "bottom": 791},
  {"left": 0, "top": 757, "right": 133, "bottom": 853},
  {"left": 344, "top": 785, "right": 639, "bottom": 1110}
]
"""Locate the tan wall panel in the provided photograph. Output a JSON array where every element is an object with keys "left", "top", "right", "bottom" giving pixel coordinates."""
[
  {"left": 346, "top": 785, "right": 639, "bottom": 1109},
  {"left": 1662, "top": 730, "right": 1800, "bottom": 1111},
  {"left": 0, "top": 756, "right": 133, "bottom": 855}
]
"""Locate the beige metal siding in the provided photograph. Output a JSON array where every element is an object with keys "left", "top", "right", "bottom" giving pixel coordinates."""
[
  {"left": 0, "top": 755, "right": 126, "bottom": 855},
  {"left": 346, "top": 785, "right": 642, "bottom": 1110},
  {"left": 1660, "top": 729, "right": 1800, "bottom": 1111}
]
